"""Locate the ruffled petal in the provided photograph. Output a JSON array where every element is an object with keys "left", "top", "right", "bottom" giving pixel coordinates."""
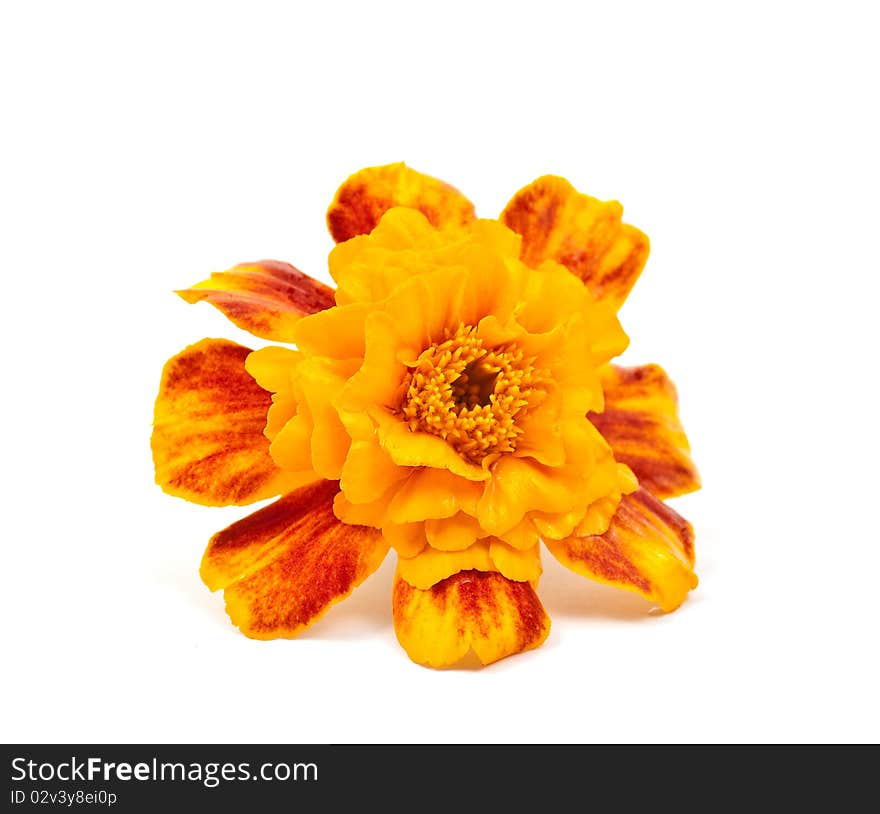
[
  {"left": 476, "top": 456, "right": 574, "bottom": 537},
  {"left": 589, "top": 364, "right": 700, "bottom": 499},
  {"left": 545, "top": 489, "right": 697, "bottom": 612},
  {"left": 177, "top": 260, "right": 334, "bottom": 342},
  {"left": 382, "top": 522, "right": 427, "bottom": 558},
  {"left": 244, "top": 347, "right": 301, "bottom": 440},
  {"left": 501, "top": 176, "right": 649, "bottom": 311},
  {"left": 327, "top": 162, "right": 475, "bottom": 243},
  {"left": 244, "top": 346, "right": 300, "bottom": 393},
  {"left": 337, "top": 311, "right": 410, "bottom": 413},
  {"left": 295, "top": 357, "right": 359, "bottom": 480},
  {"left": 489, "top": 540, "right": 542, "bottom": 583},
  {"left": 374, "top": 408, "right": 489, "bottom": 482},
  {"left": 498, "top": 517, "right": 540, "bottom": 550},
  {"left": 340, "top": 439, "right": 409, "bottom": 504},
  {"left": 425, "top": 513, "right": 482, "bottom": 551},
  {"left": 396, "top": 540, "right": 495, "bottom": 589},
  {"left": 151, "top": 339, "right": 308, "bottom": 506},
  {"left": 201, "top": 479, "right": 389, "bottom": 638},
  {"left": 333, "top": 488, "right": 395, "bottom": 528},
  {"left": 292, "top": 302, "right": 370, "bottom": 360},
  {"left": 393, "top": 569, "right": 550, "bottom": 667},
  {"left": 387, "top": 468, "right": 483, "bottom": 524}
]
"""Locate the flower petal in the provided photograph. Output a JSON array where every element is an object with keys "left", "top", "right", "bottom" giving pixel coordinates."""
[
  {"left": 374, "top": 408, "right": 489, "bottom": 482},
  {"left": 489, "top": 540, "right": 542, "bottom": 583},
  {"left": 151, "top": 339, "right": 308, "bottom": 506},
  {"left": 327, "top": 162, "right": 475, "bottom": 243},
  {"left": 501, "top": 176, "right": 649, "bottom": 311},
  {"left": 476, "top": 456, "right": 575, "bottom": 537},
  {"left": 545, "top": 489, "right": 697, "bottom": 612},
  {"left": 293, "top": 302, "right": 370, "bottom": 360},
  {"left": 425, "top": 513, "right": 482, "bottom": 551},
  {"left": 387, "top": 468, "right": 483, "bottom": 524},
  {"left": 177, "top": 260, "right": 335, "bottom": 342},
  {"left": 244, "top": 346, "right": 300, "bottom": 393},
  {"left": 382, "top": 522, "right": 427, "bottom": 559},
  {"left": 245, "top": 347, "right": 301, "bottom": 440},
  {"left": 393, "top": 569, "right": 550, "bottom": 667},
  {"left": 589, "top": 364, "right": 700, "bottom": 499},
  {"left": 396, "top": 540, "right": 495, "bottom": 589},
  {"left": 340, "top": 439, "right": 409, "bottom": 504},
  {"left": 201, "top": 479, "right": 389, "bottom": 639},
  {"left": 498, "top": 517, "right": 540, "bottom": 550}
]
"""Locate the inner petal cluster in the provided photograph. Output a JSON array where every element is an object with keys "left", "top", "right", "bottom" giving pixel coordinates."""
[{"left": 400, "top": 323, "right": 546, "bottom": 464}]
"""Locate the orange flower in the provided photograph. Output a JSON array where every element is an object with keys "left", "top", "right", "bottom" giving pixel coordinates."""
[{"left": 152, "top": 163, "right": 700, "bottom": 668}]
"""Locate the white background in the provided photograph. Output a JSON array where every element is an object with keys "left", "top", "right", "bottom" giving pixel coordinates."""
[{"left": 2, "top": 1, "right": 878, "bottom": 743}]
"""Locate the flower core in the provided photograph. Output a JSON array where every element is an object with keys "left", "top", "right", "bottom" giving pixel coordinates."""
[{"left": 400, "top": 323, "right": 546, "bottom": 465}]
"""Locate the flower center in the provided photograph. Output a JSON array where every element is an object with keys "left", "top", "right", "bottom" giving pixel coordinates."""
[{"left": 401, "top": 324, "right": 546, "bottom": 464}]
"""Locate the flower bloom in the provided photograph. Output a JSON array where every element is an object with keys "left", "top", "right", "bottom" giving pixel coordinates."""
[{"left": 152, "top": 163, "right": 700, "bottom": 667}]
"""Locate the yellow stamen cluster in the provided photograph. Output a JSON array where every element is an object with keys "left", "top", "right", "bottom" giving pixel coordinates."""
[{"left": 401, "top": 324, "right": 546, "bottom": 464}]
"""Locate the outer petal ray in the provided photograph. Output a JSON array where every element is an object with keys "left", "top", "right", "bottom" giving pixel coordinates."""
[
  {"left": 152, "top": 339, "right": 307, "bottom": 506},
  {"left": 545, "top": 489, "right": 697, "bottom": 612},
  {"left": 177, "top": 260, "right": 335, "bottom": 342},
  {"left": 501, "top": 176, "right": 649, "bottom": 311},
  {"left": 589, "top": 364, "right": 700, "bottom": 499},
  {"left": 327, "top": 162, "right": 475, "bottom": 243},
  {"left": 392, "top": 569, "right": 550, "bottom": 667},
  {"left": 201, "top": 480, "right": 389, "bottom": 638}
]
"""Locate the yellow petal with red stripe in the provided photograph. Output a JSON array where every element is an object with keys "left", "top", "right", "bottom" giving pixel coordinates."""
[
  {"left": 545, "top": 489, "right": 697, "bottom": 612},
  {"left": 200, "top": 480, "right": 389, "bottom": 639},
  {"left": 177, "top": 260, "right": 335, "bottom": 342},
  {"left": 589, "top": 364, "right": 700, "bottom": 499},
  {"left": 393, "top": 569, "right": 550, "bottom": 667},
  {"left": 327, "top": 162, "right": 475, "bottom": 243},
  {"left": 151, "top": 339, "right": 308, "bottom": 506},
  {"left": 501, "top": 176, "right": 649, "bottom": 311}
]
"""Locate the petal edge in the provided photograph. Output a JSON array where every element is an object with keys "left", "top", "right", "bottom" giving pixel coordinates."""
[
  {"left": 393, "top": 569, "right": 550, "bottom": 667},
  {"left": 151, "top": 338, "right": 305, "bottom": 506},
  {"left": 590, "top": 364, "right": 700, "bottom": 499},
  {"left": 327, "top": 163, "right": 476, "bottom": 243},
  {"left": 501, "top": 176, "right": 649, "bottom": 311},
  {"left": 201, "top": 479, "right": 389, "bottom": 639},
  {"left": 545, "top": 488, "right": 696, "bottom": 612},
  {"left": 177, "top": 260, "right": 335, "bottom": 342}
]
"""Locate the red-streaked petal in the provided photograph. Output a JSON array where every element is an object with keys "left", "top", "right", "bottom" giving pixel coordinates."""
[
  {"left": 327, "top": 163, "right": 476, "bottom": 243},
  {"left": 545, "top": 489, "right": 696, "bottom": 612},
  {"left": 392, "top": 569, "right": 550, "bottom": 667},
  {"left": 500, "top": 176, "right": 649, "bottom": 311},
  {"left": 177, "top": 260, "right": 335, "bottom": 342},
  {"left": 201, "top": 479, "right": 389, "bottom": 639},
  {"left": 151, "top": 339, "right": 308, "bottom": 506},
  {"left": 590, "top": 364, "right": 700, "bottom": 499}
]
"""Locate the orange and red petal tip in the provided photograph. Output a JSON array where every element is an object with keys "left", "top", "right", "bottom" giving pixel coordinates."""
[
  {"left": 392, "top": 569, "right": 550, "bottom": 667},
  {"left": 546, "top": 488, "right": 697, "bottom": 612},
  {"left": 590, "top": 364, "right": 701, "bottom": 500},
  {"left": 151, "top": 338, "right": 304, "bottom": 506},
  {"left": 177, "top": 260, "right": 335, "bottom": 342},
  {"left": 201, "top": 479, "right": 389, "bottom": 638},
  {"left": 501, "top": 176, "right": 649, "bottom": 311},
  {"left": 327, "top": 163, "right": 476, "bottom": 243}
]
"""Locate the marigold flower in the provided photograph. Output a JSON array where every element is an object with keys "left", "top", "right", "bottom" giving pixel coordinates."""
[{"left": 152, "top": 163, "right": 700, "bottom": 668}]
